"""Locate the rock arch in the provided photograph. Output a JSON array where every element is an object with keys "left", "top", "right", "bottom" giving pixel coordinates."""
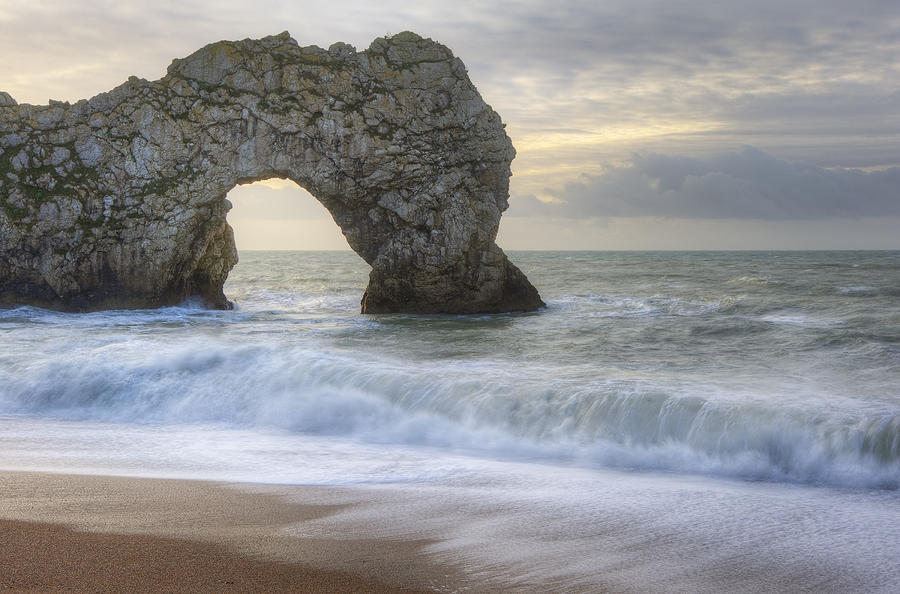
[{"left": 0, "top": 32, "right": 543, "bottom": 313}]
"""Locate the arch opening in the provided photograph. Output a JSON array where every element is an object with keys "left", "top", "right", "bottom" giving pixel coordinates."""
[
  {"left": 221, "top": 178, "right": 371, "bottom": 310},
  {"left": 226, "top": 179, "right": 355, "bottom": 251}
]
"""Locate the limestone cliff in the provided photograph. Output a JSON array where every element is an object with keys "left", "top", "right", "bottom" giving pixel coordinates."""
[{"left": 0, "top": 32, "right": 544, "bottom": 313}]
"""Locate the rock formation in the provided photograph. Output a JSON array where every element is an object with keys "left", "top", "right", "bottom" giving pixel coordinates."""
[{"left": 0, "top": 32, "right": 543, "bottom": 313}]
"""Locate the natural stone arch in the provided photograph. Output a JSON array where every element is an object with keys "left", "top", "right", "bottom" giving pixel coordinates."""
[{"left": 0, "top": 32, "right": 543, "bottom": 313}]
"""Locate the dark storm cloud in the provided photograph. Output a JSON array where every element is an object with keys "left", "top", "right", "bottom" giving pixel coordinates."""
[{"left": 511, "top": 146, "right": 900, "bottom": 220}]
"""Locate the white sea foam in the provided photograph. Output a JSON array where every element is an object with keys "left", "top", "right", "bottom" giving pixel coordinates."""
[
  {"left": 727, "top": 275, "right": 778, "bottom": 287},
  {"left": 2, "top": 417, "right": 898, "bottom": 591},
  {"left": 551, "top": 294, "right": 727, "bottom": 318},
  {"left": 280, "top": 466, "right": 900, "bottom": 593},
  {"left": 1, "top": 328, "right": 897, "bottom": 489},
  {"left": 838, "top": 285, "right": 877, "bottom": 295}
]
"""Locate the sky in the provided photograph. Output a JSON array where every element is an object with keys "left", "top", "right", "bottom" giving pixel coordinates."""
[{"left": 1, "top": 0, "right": 898, "bottom": 249}]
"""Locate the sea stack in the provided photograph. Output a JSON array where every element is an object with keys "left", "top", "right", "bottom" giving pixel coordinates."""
[{"left": 0, "top": 32, "right": 543, "bottom": 313}]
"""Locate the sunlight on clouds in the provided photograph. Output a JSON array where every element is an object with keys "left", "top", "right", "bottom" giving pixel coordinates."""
[
  {"left": 227, "top": 180, "right": 335, "bottom": 221},
  {"left": 514, "top": 131, "right": 606, "bottom": 152},
  {"left": 252, "top": 178, "right": 297, "bottom": 190},
  {"left": 230, "top": 220, "right": 351, "bottom": 250},
  {"left": 6, "top": 63, "right": 115, "bottom": 104},
  {"left": 514, "top": 121, "right": 723, "bottom": 153},
  {"left": 508, "top": 120, "right": 726, "bottom": 198},
  {"left": 226, "top": 181, "right": 350, "bottom": 250}
]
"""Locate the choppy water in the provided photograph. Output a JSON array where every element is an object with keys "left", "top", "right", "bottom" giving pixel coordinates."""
[{"left": 2, "top": 251, "right": 899, "bottom": 591}]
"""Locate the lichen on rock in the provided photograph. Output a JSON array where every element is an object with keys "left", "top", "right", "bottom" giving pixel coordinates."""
[{"left": 0, "top": 31, "right": 544, "bottom": 313}]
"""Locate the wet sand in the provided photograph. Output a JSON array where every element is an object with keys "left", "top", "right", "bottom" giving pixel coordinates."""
[{"left": 0, "top": 471, "right": 462, "bottom": 593}]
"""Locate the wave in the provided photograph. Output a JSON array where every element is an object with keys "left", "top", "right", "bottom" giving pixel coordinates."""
[
  {"left": 0, "top": 292, "right": 363, "bottom": 328},
  {"left": 838, "top": 285, "right": 876, "bottom": 294},
  {"left": 727, "top": 275, "right": 779, "bottom": 287},
  {"left": 1, "top": 340, "right": 897, "bottom": 490},
  {"left": 551, "top": 294, "right": 728, "bottom": 318}
]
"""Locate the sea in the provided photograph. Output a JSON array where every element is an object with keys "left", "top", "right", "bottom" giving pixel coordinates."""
[{"left": 1, "top": 250, "right": 899, "bottom": 592}]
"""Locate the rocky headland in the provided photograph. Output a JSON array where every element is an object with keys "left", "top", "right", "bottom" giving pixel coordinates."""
[{"left": 0, "top": 32, "right": 543, "bottom": 313}]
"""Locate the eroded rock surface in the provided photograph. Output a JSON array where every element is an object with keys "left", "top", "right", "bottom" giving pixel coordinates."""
[{"left": 0, "top": 32, "right": 543, "bottom": 313}]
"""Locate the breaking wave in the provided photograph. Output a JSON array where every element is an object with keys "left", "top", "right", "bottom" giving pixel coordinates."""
[{"left": 2, "top": 332, "right": 897, "bottom": 489}]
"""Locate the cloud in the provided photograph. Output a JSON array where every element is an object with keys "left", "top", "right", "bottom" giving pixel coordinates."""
[
  {"left": 510, "top": 146, "right": 900, "bottom": 220},
  {"left": 463, "top": 1, "right": 900, "bottom": 173},
  {"left": 227, "top": 182, "right": 333, "bottom": 221},
  {"left": 2, "top": 0, "right": 899, "bottom": 182}
]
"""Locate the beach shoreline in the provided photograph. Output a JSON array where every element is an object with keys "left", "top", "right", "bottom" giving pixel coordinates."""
[
  {"left": 2, "top": 251, "right": 898, "bottom": 593},
  {"left": 0, "top": 470, "right": 466, "bottom": 593}
]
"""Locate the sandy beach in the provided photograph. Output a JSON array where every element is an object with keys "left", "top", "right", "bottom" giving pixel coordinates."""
[{"left": 0, "top": 471, "right": 462, "bottom": 593}]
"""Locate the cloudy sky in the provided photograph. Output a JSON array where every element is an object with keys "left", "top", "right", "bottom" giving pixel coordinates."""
[{"left": 2, "top": 0, "right": 898, "bottom": 249}]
